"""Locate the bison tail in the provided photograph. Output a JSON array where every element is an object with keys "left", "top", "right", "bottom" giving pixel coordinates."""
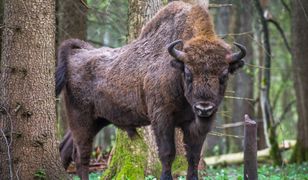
[
  {"left": 59, "top": 130, "right": 75, "bottom": 170},
  {"left": 55, "top": 39, "right": 93, "bottom": 96}
]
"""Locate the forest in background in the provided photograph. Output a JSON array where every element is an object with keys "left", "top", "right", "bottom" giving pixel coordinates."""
[{"left": 0, "top": 0, "right": 307, "bottom": 179}]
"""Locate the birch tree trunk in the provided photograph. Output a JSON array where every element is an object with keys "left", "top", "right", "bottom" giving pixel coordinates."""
[{"left": 0, "top": 0, "right": 67, "bottom": 179}]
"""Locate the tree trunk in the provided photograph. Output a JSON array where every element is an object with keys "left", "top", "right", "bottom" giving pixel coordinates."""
[
  {"left": 0, "top": 0, "right": 67, "bottom": 179},
  {"left": 254, "top": 0, "right": 282, "bottom": 165},
  {"left": 0, "top": 0, "right": 3, "bottom": 59},
  {"left": 290, "top": 0, "right": 308, "bottom": 163},
  {"left": 230, "top": 0, "right": 255, "bottom": 153},
  {"left": 127, "top": 0, "right": 163, "bottom": 42},
  {"left": 56, "top": 0, "right": 88, "bottom": 138}
]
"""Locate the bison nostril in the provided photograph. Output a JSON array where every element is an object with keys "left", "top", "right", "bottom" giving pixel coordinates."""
[
  {"left": 194, "top": 103, "right": 215, "bottom": 117},
  {"left": 196, "top": 105, "right": 213, "bottom": 111}
]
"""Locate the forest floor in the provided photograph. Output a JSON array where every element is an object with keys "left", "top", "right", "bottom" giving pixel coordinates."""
[{"left": 71, "top": 162, "right": 308, "bottom": 180}]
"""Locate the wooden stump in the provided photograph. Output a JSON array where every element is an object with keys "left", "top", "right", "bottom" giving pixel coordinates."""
[{"left": 244, "top": 114, "right": 258, "bottom": 180}]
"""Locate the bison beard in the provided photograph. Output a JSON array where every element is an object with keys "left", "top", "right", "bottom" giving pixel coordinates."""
[{"left": 56, "top": 2, "right": 246, "bottom": 180}]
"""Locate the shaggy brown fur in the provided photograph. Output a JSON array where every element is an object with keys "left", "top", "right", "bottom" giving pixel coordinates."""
[{"left": 56, "top": 2, "right": 246, "bottom": 180}]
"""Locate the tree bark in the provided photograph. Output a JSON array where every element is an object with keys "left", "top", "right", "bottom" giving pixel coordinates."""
[
  {"left": 0, "top": 0, "right": 67, "bottom": 179},
  {"left": 127, "top": 0, "right": 163, "bottom": 42},
  {"left": 290, "top": 0, "right": 308, "bottom": 163},
  {"left": 0, "top": 0, "right": 3, "bottom": 60}
]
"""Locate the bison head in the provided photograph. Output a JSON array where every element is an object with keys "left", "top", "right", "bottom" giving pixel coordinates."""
[{"left": 168, "top": 38, "right": 246, "bottom": 119}]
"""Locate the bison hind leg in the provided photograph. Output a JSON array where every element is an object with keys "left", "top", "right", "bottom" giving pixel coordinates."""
[{"left": 59, "top": 130, "right": 76, "bottom": 170}]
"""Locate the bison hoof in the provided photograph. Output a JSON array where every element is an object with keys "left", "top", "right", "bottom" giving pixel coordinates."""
[{"left": 160, "top": 173, "right": 172, "bottom": 180}]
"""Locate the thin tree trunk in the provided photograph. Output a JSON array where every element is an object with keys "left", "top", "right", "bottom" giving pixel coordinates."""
[
  {"left": 290, "top": 0, "right": 308, "bottom": 163},
  {"left": 0, "top": 0, "right": 67, "bottom": 179},
  {"left": 256, "top": 27, "right": 267, "bottom": 150},
  {"left": 254, "top": 0, "right": 282, "bottom": 165}
]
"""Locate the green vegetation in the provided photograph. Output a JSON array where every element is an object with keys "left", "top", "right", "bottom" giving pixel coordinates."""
[
  {"left": 34, "top": 169, "right": 46, "bottom": 180},
  {"left": 199, "top": 163, "right": 308, "bottom": 180},
  {"left": 73, "top": 163, "right": 308, "bottom": 180}
]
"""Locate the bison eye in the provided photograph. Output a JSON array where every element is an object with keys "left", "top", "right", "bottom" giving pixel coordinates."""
[
  {"left": 219, "top": 69, "right": 229, "bottom": 85},
  {"left": 184, "top": 67, "right": 193, "bottom": 83}
]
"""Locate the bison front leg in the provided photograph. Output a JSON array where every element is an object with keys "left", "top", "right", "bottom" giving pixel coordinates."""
[
  {"left": 182, "top": 127, "right": 207, "bottom": 180},
  {"left": 153, "top": 124, "right": 176, "bottom": 180}
]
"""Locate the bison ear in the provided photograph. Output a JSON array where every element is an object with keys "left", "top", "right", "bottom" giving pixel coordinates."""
[
  {"left": 171, "top": 60, "right": 184, "bottom": 71},
  {"left": 229, "top": 59, "right": 245, "bottom": 74}
]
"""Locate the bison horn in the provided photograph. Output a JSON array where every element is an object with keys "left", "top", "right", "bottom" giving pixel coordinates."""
[
  {"left": 228, "top": 42, "right": 246, "bottom": 63},
  {"left": 168, "top": 40, "right": 187, "bottom": 61}
]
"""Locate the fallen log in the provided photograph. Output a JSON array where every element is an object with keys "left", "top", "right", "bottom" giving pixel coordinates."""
[{"left": 204, "top": 140, "right": 295, "bottom": 166}]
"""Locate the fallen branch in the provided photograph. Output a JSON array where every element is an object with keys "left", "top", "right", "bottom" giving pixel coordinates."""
[
  {"left": 204, "top": 140, "right": 295, "bottom": 166},
  {"left": 267, "top": 19, "right": 292, "bottom": 54}
]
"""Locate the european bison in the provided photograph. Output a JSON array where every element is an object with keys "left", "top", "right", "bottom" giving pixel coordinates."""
[{"left": 57, "top": 2, "right": 246, "bottom": 180}]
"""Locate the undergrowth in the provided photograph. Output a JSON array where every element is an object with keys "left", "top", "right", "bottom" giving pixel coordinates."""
[{"left": 73, "top": 162, "right": 308, "bottom": 180}]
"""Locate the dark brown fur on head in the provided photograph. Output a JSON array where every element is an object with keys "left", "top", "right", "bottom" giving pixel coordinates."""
[{"left": 56, "top": 2, "right": 246, "bottom": 180}]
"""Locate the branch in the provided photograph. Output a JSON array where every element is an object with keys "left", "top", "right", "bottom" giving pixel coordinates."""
[
  {"left": 0, "top": 129, "right": 13, "bottom": 180},
  {"left": 280, "top": 0, "right": 291, "bottom": 15},
  {"left": 209, "top": 4, "right": 233, "bottom": 8},
  {"left": 204, "top": 140, "right": 295, "bottom": 166},
  {"left": 80, "top": 0, "right": 90, "bottom": 9},
  {"left": 208, "top": 131, "right": 244, "bottom": 139},
  {"left": 267, "top": 19, "right": 292, "bottom": 54},
  {"left": 272, "top": 82, "right": 287, "bottom": 111},
  {"left": 275, "top": 100, "right": 296, "bottom": 127},
  {"left": 0, "top": 105, "right": 14, "bottom": 179}
]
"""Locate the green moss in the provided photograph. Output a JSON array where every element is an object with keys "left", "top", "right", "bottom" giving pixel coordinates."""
[
  {"left": 149, "top": 161, "right": 162, "bottom": 178},
  {"left": 268, "top": 127, "right": 282, "bottom": 165},
  {"left": 34, "top": 168, "right": 46, "bottom": 180},
  {"left": 101, "top": 129, "right": 148, "bottom": 180},
  {"left": 172, "top": 155, "right": 188, "bottom": 177},
  {"left": 102, "top": 129, "right": 189, "bottom": 179}
]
